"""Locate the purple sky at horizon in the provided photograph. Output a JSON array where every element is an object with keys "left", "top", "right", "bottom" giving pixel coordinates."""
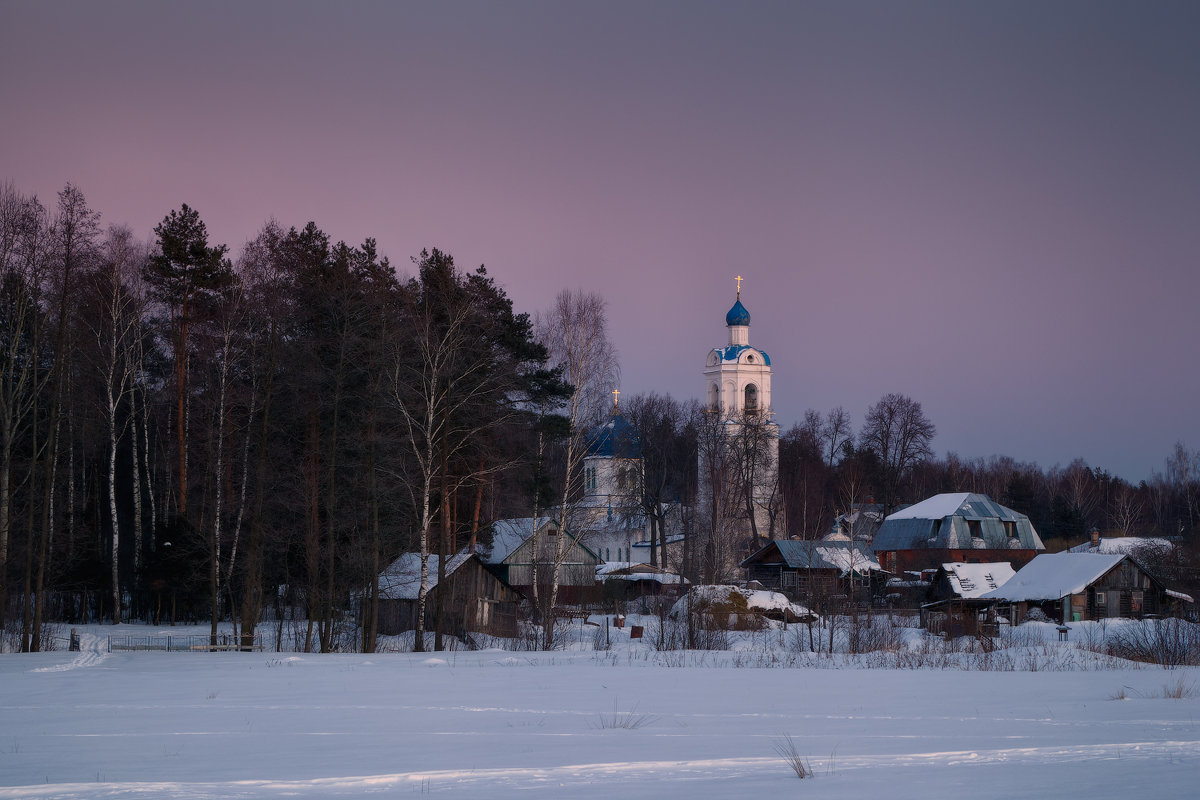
[{"left": 3, "top": 1, "right": 1198, "bottom": 482}]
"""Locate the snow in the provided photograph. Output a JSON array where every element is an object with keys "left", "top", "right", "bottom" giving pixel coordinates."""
[
  {"left": 1069, "top": 536, "right": 1174, "bottom": 556},
  {"left": 884, "top": 492, "right": 972, "bottom": 520},
  {"left": 378, "top": 552, "right": 473, "bottom": 600},
  {"left": 942, "top": 562, "right": 1016, "bottom": 599},
  {"left": 595, "top": 563, "right": 685, "bottom": 584},
  {"left": 481, "top": 518, "right": 542, "bottom": 563},
  {"left": 2, "top": 623, "right": 1200, "bottom": 796},
  {"left": 813, "top": 544, "right": 884, "bottom": 576},
  {"left": 674, "top": 585, "right": 813, "bottom": 619},
  {"left": 981, "top": 552, "right": 1125, "bottom": 602},
  {"left": 2, "top": 622, "right": 1199, "bottom": 799}
]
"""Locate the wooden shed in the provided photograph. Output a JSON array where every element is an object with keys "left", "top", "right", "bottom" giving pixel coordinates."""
[
  {"left": 481, "top": 518, "right": 601, "bottom": 605},
  {"left": 979, "top": 552, "right": 1194, "bottom": 624},
  {"left": 377, "top": 552, "right": 520, "bottom": 638}
]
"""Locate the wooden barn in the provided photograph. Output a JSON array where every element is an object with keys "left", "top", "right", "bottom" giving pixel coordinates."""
[
  {"left": 740, "top": 538, "right": 887, "bottom": 603},
  {"left": 376, "top": 552, "right": 520, "bottom": 638},
  {"left": 482, "top": 518, "right": 601, "bottom": 605},
  {"left": 979, "top": 551, "right": 1195, "bottom": 623}
]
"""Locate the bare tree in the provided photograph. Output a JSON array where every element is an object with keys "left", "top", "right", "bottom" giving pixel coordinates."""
[
  {"left": 820, "top": 406, "right": 852, "bottom": 469},
  {"left": 0, "top": 184, "right": 49, "bottom": 632},
  {"left": 537, "top": 290, "right": 617, "bottom": 646},
  {"left": 860, "top": 392, "right": 936, "bottom": 515}
]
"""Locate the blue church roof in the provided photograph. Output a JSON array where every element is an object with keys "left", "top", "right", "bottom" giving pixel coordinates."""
[
  {"left": 717, "top": 344, "right": 770, "bottom": 366},
  {"left": 586, "top": 414, "right": 642, "bottom": 458},
  {"left": 725, "top": 299, "right": 751, "bottom": 326}
]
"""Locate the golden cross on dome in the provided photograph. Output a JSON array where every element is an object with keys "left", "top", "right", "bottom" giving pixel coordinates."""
[
  {"left": 612, "top": 388, "right": 621, "bottom": 409},
  {"left": 735, "top": 275, "right": 743, "bottom": 299}
]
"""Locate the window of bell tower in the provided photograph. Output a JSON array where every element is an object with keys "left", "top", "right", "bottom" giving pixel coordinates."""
[{"left": 744, "top": 383, "right": 759, "bottom": 412}]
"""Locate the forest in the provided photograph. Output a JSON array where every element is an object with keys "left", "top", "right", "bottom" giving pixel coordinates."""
[{"left": 2, "top": 181, "right": 1198, "bottom": 653}]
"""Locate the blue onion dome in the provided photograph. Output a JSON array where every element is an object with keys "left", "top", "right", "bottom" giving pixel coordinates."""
[
  {"left": 725, "top": 299, "right": 751, "bottom": 326},
  {"left": 586, "top": 414, "right": 642, "bottom": 458}
]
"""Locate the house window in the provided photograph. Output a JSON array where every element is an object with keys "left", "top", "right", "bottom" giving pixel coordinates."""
[
  {"left": 1132, "top": 590, "right": 1143, "bottom": 613},
  {"left": 585, "top": 466, "right": 597, "bottom": 493},
  {"left": 1095, "top": 591, "right": 1106, "bottom": 606},
  {"left": 782, "top": 571, "right": 798, "bottom": 587}
]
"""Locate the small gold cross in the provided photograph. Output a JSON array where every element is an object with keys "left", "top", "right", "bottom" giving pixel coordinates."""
[
  {"left": 735, "top": 275, "right": 743, "bottom": 298},
  {"left": 612, "top": 388, "right": 621, "bottom": 409}
]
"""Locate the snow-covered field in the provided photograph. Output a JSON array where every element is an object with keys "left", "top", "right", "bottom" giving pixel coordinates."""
[{"left": 2, "top": 622, "right": 1198, "bottom": 799}]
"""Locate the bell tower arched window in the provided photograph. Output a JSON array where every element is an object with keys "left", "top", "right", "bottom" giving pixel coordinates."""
[{"left": 744, "top": 383, "right": 759, "bottom": 412}]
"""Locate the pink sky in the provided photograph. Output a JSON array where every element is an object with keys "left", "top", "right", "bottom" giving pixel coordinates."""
[{"left": 3, "top": 1, "right": 1198, "bottom": 480}]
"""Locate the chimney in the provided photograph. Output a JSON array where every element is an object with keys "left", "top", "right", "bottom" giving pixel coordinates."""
[{"left": 1089, "top": 526, "right": 1100, "bottom": 548}]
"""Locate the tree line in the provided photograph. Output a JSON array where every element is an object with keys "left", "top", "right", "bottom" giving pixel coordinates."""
[{"left": 2, "top": 181, "right": 1197, "bottom": 652}]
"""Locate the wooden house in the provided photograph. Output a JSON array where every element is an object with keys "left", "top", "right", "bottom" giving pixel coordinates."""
[
  {"left": 376, "top": 552, "right": 520, "bottom": 638},
  {"left": 481, "top": 518, "right": 601, "bottom": 605},
  {"left": 873, "top": 493, "right": 1045, "bottom": 575},
  {"left": 740, "top": 538, "right": 887, "bottom": 603},
  {"left": 979, "top": 551, "right": 1195, "bottom": 623}
]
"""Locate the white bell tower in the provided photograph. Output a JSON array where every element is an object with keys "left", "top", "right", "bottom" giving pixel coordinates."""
[
  {"left": 699, "top": 277, "right": 782, "bottom": 550},
  {"left": 703, "top": 275, "right": 773, "bottom": 418}
]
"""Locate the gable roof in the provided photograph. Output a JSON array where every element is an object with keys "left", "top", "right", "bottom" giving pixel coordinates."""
[
  {"left": 378, "top": 552, "right": 474, "bottom": 600},
  {"left": 940, "top": 562, "right": 1016, "bottom": 599},
  {"left": 480, "top": 517, "right": 599, "bottom": 565},
  {"left": 742, "top": 539, "right": 884, "bottom": 577},
  {"left": 979, "top": 552, "right": 1125, "bottom": 602},
  {"left": 873, "top": 493, "right": 1045, "bottom": 552}
]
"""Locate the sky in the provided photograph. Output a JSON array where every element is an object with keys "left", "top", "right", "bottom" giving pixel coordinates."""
[{"left": 2, "top": 1, "right": 1198, "bottom": 482}]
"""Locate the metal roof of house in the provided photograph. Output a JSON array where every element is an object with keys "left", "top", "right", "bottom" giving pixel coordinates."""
[
  {"left": 741, "top": 539, "right": 883, "bottom": 577},
  {"left": 872, "top": 493, "right": 1045, "bottom": 552}
]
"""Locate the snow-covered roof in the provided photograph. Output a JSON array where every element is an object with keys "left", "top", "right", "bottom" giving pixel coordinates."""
[
  {"left": 979, "top": 552, "right": 1125, "bottom": 602},
  {"left": 378, "top": 552, "right": 473, "bottom": 600},
  {"left": 742, "top": 539, "right": 883, "bottom": 577},
  {"left": 1068, "top": 536, "right": 1174, "bottom": 556},
  {"left": 481, "top": 518, "right": 541, "bottom": 564},
  {"left": 873, "top": 493, "right": 1045, "bottom": 552},
  {"left": 595, "top": 562, "right": 685, "bottom": 584},
  {"left": 712, "top": 343, "right": 771, "bottom": 366},
  {"left": 674, "top": 585, "right": 812, "bottom": 619},
  {"left": 480, "top": 517, "right": 598, "bottom": 565},
  {"left": 940, "top": 562, "right": 1016, "bottom": 599},
  {"left": 885, "top": 493, "right": 974, "bottom": 520}
]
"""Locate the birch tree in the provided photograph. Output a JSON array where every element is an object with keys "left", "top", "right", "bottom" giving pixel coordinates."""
[
  {"left": 82, "top": 226, "right": 146, "bottom": 623},
  {"left": 537, "top": 290, "right": 617, "bottom": 647}
]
